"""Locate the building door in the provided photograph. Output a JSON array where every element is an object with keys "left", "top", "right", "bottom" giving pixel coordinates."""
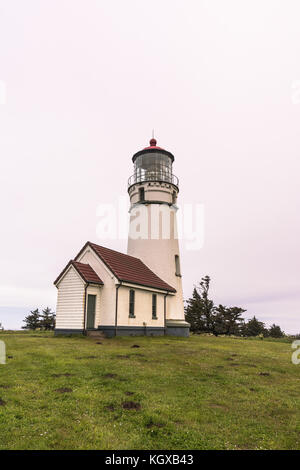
[{"left": 86, "top": 294, "right": 96, "bottom": 329}]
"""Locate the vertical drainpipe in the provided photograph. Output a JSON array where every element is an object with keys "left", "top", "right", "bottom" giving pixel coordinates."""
[
  {"left": 83, "top": 284, "right": 88, "bottom": 335},
  {"left": 115, "top": 283, "right": 121, "bottom": 337},
  {"left": 164, "top": 292, "right": 168, "bottom": 336}
]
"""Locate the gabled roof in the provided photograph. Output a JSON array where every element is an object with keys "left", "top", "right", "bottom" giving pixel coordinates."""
[
  {"left": 54, "top": 260, "right": 103, "bottom": 286},
  {"left": 76, "top": 242, "right": 176, "bottom": 293}
]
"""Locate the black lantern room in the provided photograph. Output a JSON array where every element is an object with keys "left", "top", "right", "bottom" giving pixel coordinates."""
[{"left": 128, "top": 138, "right": 179, "bottom": 189}]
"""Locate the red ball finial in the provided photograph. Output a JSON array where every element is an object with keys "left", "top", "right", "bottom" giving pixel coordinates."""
[{"left": 150, "top": 138, "right": 157, "bottom": 146}]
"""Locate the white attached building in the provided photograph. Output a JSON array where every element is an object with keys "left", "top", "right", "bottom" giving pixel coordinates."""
[{"left": 54, "top": 138, "right": 190, "bottom": 337}]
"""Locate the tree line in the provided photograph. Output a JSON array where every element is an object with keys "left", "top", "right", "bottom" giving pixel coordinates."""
[
  {"left": 184, "top": 276, "right": 285, "bottom": 338},
  {"left": 22, "top": 307, "right": 56, "bottom": 331}
]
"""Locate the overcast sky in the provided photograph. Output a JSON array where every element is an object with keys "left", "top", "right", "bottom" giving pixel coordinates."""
[{"left": 0, "top": 0, "right": 299, "bottom": 332}]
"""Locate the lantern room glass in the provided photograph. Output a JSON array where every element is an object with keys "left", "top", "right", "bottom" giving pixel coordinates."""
[{"left": 134, "top": 152, "right": 172, "bottom": 184}]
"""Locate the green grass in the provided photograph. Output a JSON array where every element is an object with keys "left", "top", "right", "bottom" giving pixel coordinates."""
[{"left": 0, "top": 331, "right": 299, "bottom": 450}]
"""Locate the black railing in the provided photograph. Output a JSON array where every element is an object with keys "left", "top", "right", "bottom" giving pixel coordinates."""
[{"left": 128, "top": 173, "right": 179, "bottom": 188}]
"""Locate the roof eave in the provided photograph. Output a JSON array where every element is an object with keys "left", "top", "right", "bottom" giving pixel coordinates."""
[
  {"left": 120, "top": 279, "right": 176, "bottom": 293},
  {"left": 54, "top": 260, "right": 74, "bottom": 286},
  {"left": 54, "top": 259, "right": 104, "bottom": 287}
]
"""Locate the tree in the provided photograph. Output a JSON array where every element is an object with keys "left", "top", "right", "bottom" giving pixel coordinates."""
[
  {"left": 185, "top": 276, "right": 215, "bottom": 333},
  {"left": 40, "top": 307, "right": 56, "bottom": 330},
  {"left": 184, "top": 287, "right": 206, "bottom": 332},
  {"left": 243, "top": 316, "right": 266, "bottom": 337},
  {"left": 214, "top": 305, "right": 246, "bottom": 336},
  {"left": 185, "top": 277, "right": 285, "bottom": 338},
  {"left": 22, "top": 309, "right": 41, "bottom": 330},
  {"left": 211, "top": 305, "right": 227, "bottom": 336},
  {"left": 185, "top": 276, "right": 246, "bottom": 336},
  {"left": 268, "top": 324, "right": 284, "bottom": 338},
  {"left": 224, "top": 307, "right": 246, "bottom": 335},
  {"left": 200, "top": 276, "right": 215, "bottom": 332}
]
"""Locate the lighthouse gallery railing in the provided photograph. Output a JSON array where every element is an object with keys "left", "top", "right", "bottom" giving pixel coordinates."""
[{"left": 128, "top": 173, "right": 179, "bottom": 188}]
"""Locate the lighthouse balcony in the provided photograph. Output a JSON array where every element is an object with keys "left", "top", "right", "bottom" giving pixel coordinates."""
[{"left": 128, "top": 172, "right": 179, "bottom": 190}]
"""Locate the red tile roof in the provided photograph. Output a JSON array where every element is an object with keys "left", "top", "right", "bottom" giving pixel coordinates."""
[
  {"left": 54, "top": 260, "right": 103, "bottom": 286},
  {"left": 72, "top": 261, "right": 103, "bottom": 284},
  {"left": 76, "top": 242, "right": 176, "bottom": 293}
]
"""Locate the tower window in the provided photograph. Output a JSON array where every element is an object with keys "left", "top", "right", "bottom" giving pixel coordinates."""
[
  {"left": 129, "top": 289, "right": 135, "bottom": 318},
  {"left": 152, "top": 294, "right": 157, "bottom": 319},
  {"left": 175, "top": 255, "right": 181, "bottom": 276},
  {"left": 172, "top": 191, "right": 176, "bottom": 204},
  {"left": 139, "top": 187, "right": 145, "bottom": 202}
]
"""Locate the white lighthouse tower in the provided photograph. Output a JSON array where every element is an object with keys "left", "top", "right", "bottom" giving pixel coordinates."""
[{"left": 127, "top": 137, "right": 189, "bottom": 336}]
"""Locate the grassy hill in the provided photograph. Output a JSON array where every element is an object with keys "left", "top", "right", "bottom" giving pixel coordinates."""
[{"left": 0, "top": 331, "right": 299, "bottom": 450}]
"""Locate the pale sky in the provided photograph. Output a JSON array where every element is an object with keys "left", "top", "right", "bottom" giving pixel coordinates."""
[{"left": 0, "top": 0, "right": 299, "bottom": 332}]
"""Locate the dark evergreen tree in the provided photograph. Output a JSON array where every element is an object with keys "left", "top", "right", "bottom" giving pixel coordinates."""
[
  {"left": 211, "top": 305, "right": 227, "bottom": 336},
  {"left": 22, "top": 309, "right": 41, "bottom": 330},
  {"left": 185, "top": 277, "right": 285, "bottom": 338},
  {"left": 185, "top": 287, "right": 206, "bottom": 332},
  {"left": 268, "top": 323, "right": 284, "bottom": 338},
  {"left": 200, "top": 276, "right": 215, "bottom": 332},
  {"left": 40, "top": 307, "right": 56, "bottom": 330},
  {"left": 243, "top": 316, "right": 266, "bottom": 336},
  {"left": 185, "top": 277, "right": 248, "bottom": 335},
  {"left": 185, "top": 276, "right": 215, "bottom": 333},
  {"left": 224, "top": 306, "right": 247, "bottom": 335},
  {"left": 212, "top": 305, "right": 246, "bottom": 336}
]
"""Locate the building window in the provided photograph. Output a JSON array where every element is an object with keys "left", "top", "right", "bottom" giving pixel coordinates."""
[
  {"left": 172, "top": 191, "right": 176, "bottom": 204},
  {"left": 139, "top": 187, "right": 145, "bottom": 202},
  {"left": 129, "top": 289, "right": 135, "bottom": 317},
  {"left": 152, "top": 294, "right": 157, "bottom": 319},
  {"left": 175, "top": 255, "right": 181, "bottom": 276}
]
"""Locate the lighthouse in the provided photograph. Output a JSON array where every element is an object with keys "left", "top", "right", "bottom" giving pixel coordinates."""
[
  {"left": 54, "top": 137, "right": 189, "bottom": 337},
  {"left": 127, "top": 137, "right": 189, "bottom": 335}
]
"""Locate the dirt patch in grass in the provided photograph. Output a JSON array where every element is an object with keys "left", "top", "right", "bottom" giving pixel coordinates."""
[
  {"left": 29, "top": 335, "right": 49, "bottom": 338},
  {"left": 146, "top": 421, "right": 165, "bottom": 429},
  {"left": 54, "top": 388, "right": 73, "bottom": 393},
  {"left": 96, "top": 342, "right": 102, "bottom": 345},
  {"left": 51, "top": 373, "right": 75, "bottom": 378},
  {"left": 249, "top": 388, "right": 256, "bottom": 392},
  {"left": 0, "top": 385, "right": 11, "bottom": 389},
  {"left": 105, "top": 404, "right": 115, "bottom": 411},
  {"left": 246, "top": 364, "right": 258, "bottom": 368},
  {"left": 103, "top": 373, "right": 118, "bottom": 379},
  {"left": 230, "top": 363, "right": 240, "bottom": 367},
  {"left": 174, "top": 420, "right": 183, "bottom": 426},
  {"left": 125, "top": 391, "right": 134, "bottom": 396},
  {"left": 7, "top": 356, "right": 13, "bottom": 359},
  {"left": 226, "top": 357, "right": 234, "bottom": 361},
  {"left": 0, "top": 398, "right": 6, "bottom": 406},
  {"left": 259, "top": 372, "right": 270, "bottom": 376},
  {"left": 131, "top": 344, "right": 140, "bottom": 348},
  {"left": 122, "top": 401, "right": 141, "bottom": 411},
  {"left": 115, "top": 355, "right": 130, "bottom": 359},
  {"left": 209, "top": 403, "right": 228, "bottom": 410}
]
